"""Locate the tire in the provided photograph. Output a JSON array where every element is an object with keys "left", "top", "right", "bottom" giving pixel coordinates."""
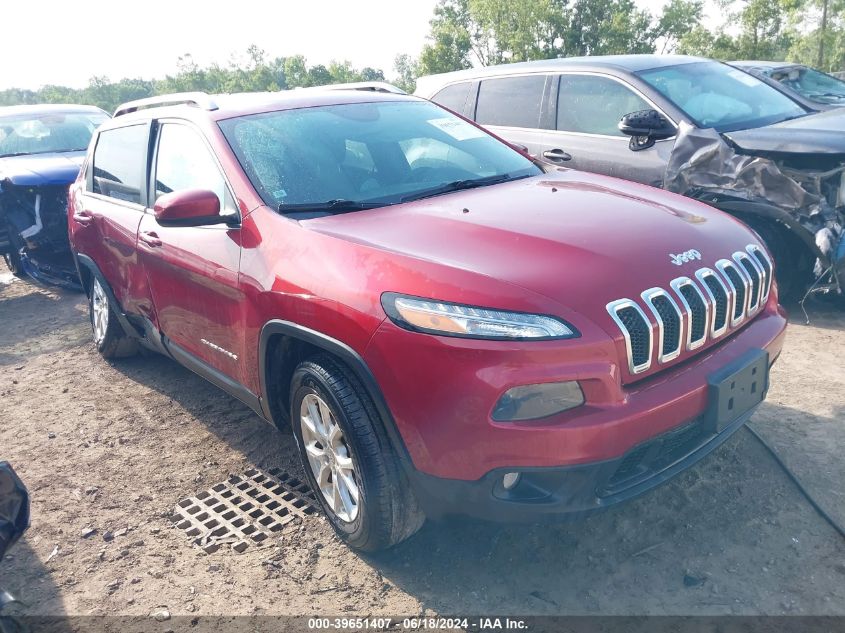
[
  {"left": 289, "top": 354, "right": 424, "bottom": 551},
  {"left": 3, "top": 232, "right": 25, "bottom": 278},
  {"left": 88, "top": 277, "right": 138, "bottom": 359},
  {"left": 742, "top": 217, "right": 810, "bottom": 303},
  {"left": 2, "top": 251, "right": 23, "bottom": 277}
]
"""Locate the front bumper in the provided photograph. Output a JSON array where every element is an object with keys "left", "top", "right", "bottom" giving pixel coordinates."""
[
  {"left": 19, "top": 250, "right": 82, "bottom": 291},
  {"left": 410, "top": 399, "right": 759, "bottom": 521},
  {"left": 365, "top": 298, "right": 787, "bottom": 481}
]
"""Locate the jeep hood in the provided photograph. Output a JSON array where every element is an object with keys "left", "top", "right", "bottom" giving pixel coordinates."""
[
  {"left": 0, "top": 151, "right": 85, "bottom": 187},
  {"left": 724, "top": 109, "right": 845, "bottom": 156},
  {"left": 306, "top": 171, "right": 759, "bottom": 309}
]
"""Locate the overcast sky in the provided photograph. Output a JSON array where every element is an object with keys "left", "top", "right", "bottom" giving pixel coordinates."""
[{"left": 4, "top": 0, "right": 695, "bottom": 90}]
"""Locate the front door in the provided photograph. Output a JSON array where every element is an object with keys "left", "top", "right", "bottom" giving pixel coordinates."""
[
  {"left": 544, "top": 73, "right": 673, "bottom": 187},
  {"left": 137, "top": 121, "right": 245, "bottom": 382}
]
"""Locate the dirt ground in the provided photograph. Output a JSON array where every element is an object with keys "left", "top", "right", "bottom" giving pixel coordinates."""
[{"left": 1, "top": 261, "right": 844, "bottom": 619}]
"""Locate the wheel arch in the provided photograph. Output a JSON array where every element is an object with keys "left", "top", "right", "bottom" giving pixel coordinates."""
[
  {"left": 706, "top": 198, "right": 823, "bottom": 262},
  {"left": 258, "top": 320, "right": 414, "bottom": 470},
  {"left": 73, "top": 253, "right": 139, "bottom": 338}
]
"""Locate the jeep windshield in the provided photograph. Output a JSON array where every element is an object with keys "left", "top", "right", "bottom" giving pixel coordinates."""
[
  {"left": 218, "top": 100, "right": 541, "bottom": 215},
  {"left": 0, "top": 111, "right": 108, "bottom": 158},
  {"left": 637, "top": 61, "right": 808, "bottom": 133}
]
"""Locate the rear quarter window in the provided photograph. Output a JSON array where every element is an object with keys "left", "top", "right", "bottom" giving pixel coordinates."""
[
  {"left": 475, "top": 75, "right": 546, "bottom": 128},
  {"left": 431, "top": 83, "right": 473, "bottom": 114},
  {"left": 92, "top": 124, "right": 147, "bottom": 204}
]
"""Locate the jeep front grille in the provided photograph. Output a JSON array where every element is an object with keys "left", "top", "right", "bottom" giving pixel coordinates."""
[{"left": 606, "top": 244, "right": 771, "bottom": 376}]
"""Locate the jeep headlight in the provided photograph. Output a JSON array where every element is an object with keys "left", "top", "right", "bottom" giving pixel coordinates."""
[{"left": 381, "top": 293, "right": 578, "bottom": 340}]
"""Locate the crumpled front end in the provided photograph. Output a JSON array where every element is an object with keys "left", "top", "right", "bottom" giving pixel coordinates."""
[
  {"left": 664, "top": 123, "right": 845, "bottom": 296},
  {"left": 0, "top": 179, "right": 81, "bottom": 289}
]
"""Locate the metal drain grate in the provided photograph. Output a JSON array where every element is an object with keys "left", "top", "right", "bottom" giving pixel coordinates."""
[{"left": 172, "top": 467, "right": 319, "bottom": 553}]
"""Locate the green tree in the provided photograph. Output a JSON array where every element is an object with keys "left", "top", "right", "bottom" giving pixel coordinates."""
[
  {"left": 653, "top": 0, "right": 705, "bottom": 53},
  {"left": 418, "top": 0, "right": 474, "bottom": 74},
  {"left": 393, "top": 54, "right": 420, "bottom": 92}
]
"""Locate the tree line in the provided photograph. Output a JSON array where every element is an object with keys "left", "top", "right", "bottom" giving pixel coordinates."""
[{"left": 1, "top": 0, "right": 842, "bottom": 112}]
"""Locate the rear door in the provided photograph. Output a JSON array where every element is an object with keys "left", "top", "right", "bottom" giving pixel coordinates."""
[
  {"left": 545, "top": 73, "right": 674, "bottom": 187},
  {"left": 137, "top": 120, "right": 245, "bottom": 382},
  {"left": 471, "top": 74, "right": 555, "bottom": 158},
  {"left": 71, "top": 123, "right": 152, "bottom": 315}
]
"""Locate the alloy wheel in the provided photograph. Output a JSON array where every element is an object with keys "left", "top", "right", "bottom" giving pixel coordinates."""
[
  {"left": 299, "top": 392, "right": 360, "bottom": 522},
  {"left": 91, "top": 279, "right": 109, "bottom": 346}
]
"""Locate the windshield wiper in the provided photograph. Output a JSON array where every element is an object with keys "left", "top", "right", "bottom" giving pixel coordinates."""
[
  {"left": 278, "top": 199, "right": 388, "bottom": 215},
  {"left": 0, "top": 152, "right": 31, "bottom": 158},
  {"left": 401, "top": 173, "right": 530, "bottom": 203}
]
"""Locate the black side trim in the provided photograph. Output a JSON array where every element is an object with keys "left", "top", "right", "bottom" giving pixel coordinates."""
[
  {"left": 258, "top": 320, "right": 413, "bottom": 470},
  {"left": 164, "top": 337, "right": 265, "bottom": 420},
  {"left": 73, "top": 253, "right": 142, "bottom": 340}
]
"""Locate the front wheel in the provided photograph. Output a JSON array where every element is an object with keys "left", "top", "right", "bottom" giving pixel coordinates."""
[
  {"left": 290, "top": 355, "right": 424, "bottom": 551},
  {"left": 741, "top": 217, "right": 811, "bottom": 302},
  {"left": 89, "top": 277, "right": 138, "bottom": 359},
  {"left": 3, "top": 231, "right": 25, "bottom": 278}
]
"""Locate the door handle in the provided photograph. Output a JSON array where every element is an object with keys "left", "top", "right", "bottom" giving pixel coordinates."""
[
  {"left": 72, "top": 211, "right": 94, "bottom": 226},
  {"left": 542, "top": 149, "right": 572, "bottom": 162},
  {"left": 139, "top": 231, "right": 162, "bottom": 248}
]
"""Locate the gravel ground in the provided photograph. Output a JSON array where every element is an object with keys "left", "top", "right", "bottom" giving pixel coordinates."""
[{"left": 1, "top": 262, "right": 844, "bottom": 619}]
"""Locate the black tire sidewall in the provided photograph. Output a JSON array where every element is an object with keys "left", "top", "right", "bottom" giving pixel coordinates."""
[{"left": 290, "top": 364, "right": 376, "bottom": 545}]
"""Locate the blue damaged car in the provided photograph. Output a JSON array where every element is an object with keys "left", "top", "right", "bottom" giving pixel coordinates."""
[{"left": 0, "top": 104, "right": 108, "bottom": 288}]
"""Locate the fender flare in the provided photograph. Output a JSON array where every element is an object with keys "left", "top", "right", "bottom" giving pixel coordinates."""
[
  {"left": 73, "top": 253, "right": 141, "bottom": 339},
  {"left": 258, "top": 320, "right": 414, "bottom": 471}
]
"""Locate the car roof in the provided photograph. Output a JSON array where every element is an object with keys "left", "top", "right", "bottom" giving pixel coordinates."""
[
  {"left": 416, "top": 54, "right": 708, "bottom": 86},
  {"left": 0, "top": 103, "right": 108, "bottom": 118},
  {"left": 106, "top": 89, "right": 422, "bottom": 128}
]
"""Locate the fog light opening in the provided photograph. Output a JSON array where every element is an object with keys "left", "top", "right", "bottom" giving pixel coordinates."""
[{"left": 502, "top": 472, "right": 521, "bottom": 490}]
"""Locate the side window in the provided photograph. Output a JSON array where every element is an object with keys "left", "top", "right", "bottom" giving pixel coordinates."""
[
  {"left": 475, "top": 75, "right": 546, "bottom": 128},
  {"left": 556, "top": 75, "right": 651, "bottom": 136},
  {"left": 431, "top": 82, "right": 472, "bottom": 114},
  {"left": 92, "top": 125, "right": 148, "bottom": 204},
  {"left": 155, "top": 124, "right": 229, "bottom": 211}
]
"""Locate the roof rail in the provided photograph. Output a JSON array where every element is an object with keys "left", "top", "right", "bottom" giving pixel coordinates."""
[
  {"left": 296, "top": 82, "right": 407, "bottom": 95},
  {"left": 113, "top": 92, "right": 219, "bottom": 118}
]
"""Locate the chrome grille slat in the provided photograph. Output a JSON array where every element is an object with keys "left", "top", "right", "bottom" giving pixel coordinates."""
[
  {"left": 606, "top": 299, "right": 653, "bottom": 374},
  {"left": 696, "top": 268, "right": 730, "bottom": 338},
  {"left": 747, "top": 245, "right": 773, "bottom": 303},
  {"left": 607, "top": 244, "right": 769, "bottom": 378},
  {"left": 641, "top": 288, "right": 682, "bottom": 363},
  {"left": 717, "top": 259, "right": 749, "bottom": 326},
  {"left": 670, "top": 276, "right": 709, "bottom": 350},
  {"left": 735, "top": 252, "right": 763, "bottom": 315}
]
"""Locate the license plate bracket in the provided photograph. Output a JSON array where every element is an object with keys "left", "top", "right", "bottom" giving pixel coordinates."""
[{"left": 707, "top": 349, "right": 770, "bottom": 432}]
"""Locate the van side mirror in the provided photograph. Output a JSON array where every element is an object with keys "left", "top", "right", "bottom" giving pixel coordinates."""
[
  {"left": 618, "top": 110, "right": 675, "bottom": 151},
  {"left": 154, "top": 189, "right": 226, "bottom": 227}
]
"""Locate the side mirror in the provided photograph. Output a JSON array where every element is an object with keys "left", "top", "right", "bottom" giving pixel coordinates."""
[
  {"left": 508, "top": 142, "right": 530, "bottom": 154},
  {"left": 154, "top": 189, "right": 226, "bottom": 227},
  {"left": 0, "top": 462, "right": 30, "bottom": 562},
  {"left": 618, "top": 109, "right": 675, "bottom": 151}
]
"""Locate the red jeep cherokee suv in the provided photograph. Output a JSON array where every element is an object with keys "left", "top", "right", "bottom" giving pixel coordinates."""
[{"left": 68, "top": 88, "right": 787, "bottom": 551}]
